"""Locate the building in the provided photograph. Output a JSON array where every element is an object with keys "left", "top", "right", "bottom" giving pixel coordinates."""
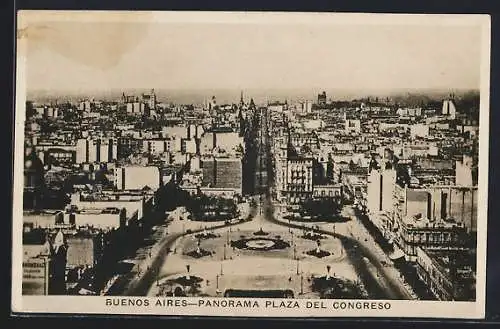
[
  {"left": 201, "top": 156, "right": 243, "bottom": 194},
  {"left": 182, "top": 138, "right": 197, "bottom": 154},
  {"left": 64, "top": 207, "right": 126, "bottom": 230},
  {"left": 456, "top": 155, "right": 477, "bottom": 186},
  {"left": 277, "top": 155, "right": 314, "bottom": 204},
  {"left": 410, "top": 124, "right": 430, "bottom": 139},
  {"left": 44, "top": 148, "right": 76, "bottom": 166},
  {"left": 442, "top": 99, "right": 457, "bottom": 120},
  {"left": 142, "top": 139, "right": 167, "bottom": 155},
  {"left": 317, "top": 91, "right": 327, "bottom": 106},
  {"left": 70, "top": 190, "right": 154, "bottom": 222},
  {"left": 200, "top": 132, "right": 216, "bottom": 155},
  {"left": 268, "top": 102, "right": 287, "bottom": 112},
  {"left": 76, "top": 138, "right": 118, "bottom": 164},
  {"left": 345, "top": 119, "right": 361, "bottom": 134},
  {"left": 313, "top": 184, "right": 342, "bottom": 200},
  {"left": 141, "top": 89, "right": 157, "bottom": 110},
  {"left": 391, "top": 183, "right": 474, "bottom": 261},
  {"left": 397, "top": 185, "right": 478, "bottom": 233},
  {"left": 416, "top": 247, "right": 475, "bottom": 301},
  {"left": 23, "top": 210, "right": 64, "bottom": 230},
  {"left": 214, "top": 130, "right": 244, "bottom": 154},
  {"left": 66, "top": 232, "right": 104, "bottom": 269},
  {"left": 366, "top": 169, "right": 396, "bottom": 215},
  {"left": 113, "top": 166, "right": 160, "bottom": 191},
  {"left": 214, "top": 157, "right": 243, "bottom": 193},
  {"left": 23, "top": 230, "right": 67, "bottom": 295}
]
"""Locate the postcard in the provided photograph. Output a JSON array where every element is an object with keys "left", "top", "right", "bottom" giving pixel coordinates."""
[{"left": 12, "top": 10, "right": 490, "bottom": 318}]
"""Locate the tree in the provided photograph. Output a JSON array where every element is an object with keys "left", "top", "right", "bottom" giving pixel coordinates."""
[{"left": 301, "top": 198, "right": 341, "bottom": 220}]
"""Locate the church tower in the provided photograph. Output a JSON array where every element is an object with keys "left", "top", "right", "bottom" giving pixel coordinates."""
[{"left": 239, "top": 90, "right": 245, "bottom": 107}]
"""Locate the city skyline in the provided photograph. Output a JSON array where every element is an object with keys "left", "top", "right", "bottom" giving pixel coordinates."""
[{"left": 22, "top": 14, "right": 483, "bottom": 92}]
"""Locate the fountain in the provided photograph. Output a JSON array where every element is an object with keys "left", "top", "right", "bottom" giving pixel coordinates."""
[
  {"left": 305, "top": 240, "right": 331, "bottom": 258},
  {"left": 231, "top": 236, "right": 290, "bottom": 251},
  {"left": 186, "top": 238, "right": 212, "bottom": 258}
]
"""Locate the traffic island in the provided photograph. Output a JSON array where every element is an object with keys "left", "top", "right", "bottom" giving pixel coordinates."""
[
  {"left": 305, "top": 240, "right": 332, "bottom": 258},
  {"left": 185, "top": 248, "right": 213, "bottom": 259}
]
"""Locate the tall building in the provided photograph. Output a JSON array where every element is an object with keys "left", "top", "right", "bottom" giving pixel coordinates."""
[
  {"left": 442, "top": 99, "right": 457, "bottom": 120},
  {"left": 303, "top": 100, "right": 313, "bottom": 113},
  {"left": 76, "top": 138, "right": 117, "bottom": 164},
  {"left": 142, "top": 89, "right": 157, "bottom": 109},
  {"left": 317, "top": 91, "right": 327, "bottom": 106},
  {"left": 23, "top": 230, "right": 67, "bottom": 295},
  {"left": 200, "top": 156, "right": 243, "bottom": 194},
  {"left": 366, "top": 168, "right": 396, "bottom": 215},
  {"left": 456, "top": 155, "right": 476, "bottom": 186},
  {"left": 214, "top": 157, "right": 243, "bottom": 192},
  {"left": 201, "top": 157, "right": 216, "bottom": 187}
]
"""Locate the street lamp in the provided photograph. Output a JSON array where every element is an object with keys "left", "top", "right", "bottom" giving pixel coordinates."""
[{"left": 300, "top": 275, "right": 304, "bottom": 295}]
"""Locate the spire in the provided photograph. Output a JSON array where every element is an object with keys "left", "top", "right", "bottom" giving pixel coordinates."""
[{"left": 240, "top": 90, "right": 244, "bottom": 105}]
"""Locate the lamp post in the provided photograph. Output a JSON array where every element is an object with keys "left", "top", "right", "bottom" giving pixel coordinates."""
[
  {"left": 296, "top": 259, "right": 299, "bottom": 275},
  {"left": 300, "top": 275, "right": 304, "bottom": 295}
]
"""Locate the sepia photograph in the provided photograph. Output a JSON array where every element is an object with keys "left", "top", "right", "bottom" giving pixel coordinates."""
[{"left": 12, "top": 11, "right": 490, "bottom": 318}]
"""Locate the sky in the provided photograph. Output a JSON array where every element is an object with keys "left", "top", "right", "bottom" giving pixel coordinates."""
[{"left": 21, "top": 13, "right": 485, "bottom": 92}]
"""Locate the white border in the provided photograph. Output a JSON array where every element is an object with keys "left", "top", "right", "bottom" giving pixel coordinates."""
[{"left": 12, "top": 11, "right": 491, "bottom": 319}]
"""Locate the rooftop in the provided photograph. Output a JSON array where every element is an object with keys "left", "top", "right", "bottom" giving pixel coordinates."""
[{"left": 67, "top": 207, "right": 122, "bottom": 215}]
